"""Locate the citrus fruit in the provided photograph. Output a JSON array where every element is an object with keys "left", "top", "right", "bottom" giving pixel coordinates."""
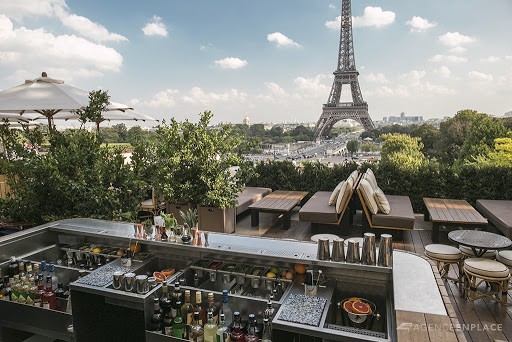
[
  {"left": 153, "top": 271, "right": 167, "bottom": 282},
  {"left": 92, "top": 247, "right": 102, "bottom": 254},
  {"left": 342, "top": 301, "right": 354, "bottom": 313},
  {"left": 280, "top": 269, "right": 288, "bottom": 277},
  {"left": 352, "top": 301, "right": 371, "bottom": 314},
  {"left": 270, "top": 266, "right": 279, "bottom": 274},
  {"left": 285, "top": 271, "right": 294, "bottom": 280},
  {"left": 294, "top": 263, "right": 307, "bottom": 275},
  {"left": 129, "top": 242, "right": 141, "bottom": 253},
  {"left": 266, "top": 272, "right": 276, "bottom": 278},
  {"left": 347, "top": 297, "right": 362, "bottom": 303},
  {"left": 161, "top": 268, "right": 176, "bottom": 277}
]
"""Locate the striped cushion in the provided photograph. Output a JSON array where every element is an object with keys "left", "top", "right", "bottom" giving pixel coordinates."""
[
  {"left": 464, "top": 258, "right": 510, "bottom": 278},
  {"left": 425, "top": 244, "right": 463, "bottom": 261},
  {"left": 459, "top": 245, "right": 496, "bottom": 258},
  {"left": 496, "top": 250, "right": 512, "bottom": 267}
]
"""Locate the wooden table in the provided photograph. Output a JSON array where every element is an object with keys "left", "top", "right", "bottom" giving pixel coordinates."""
[
  {"left": 448, "top": 230, "right": 512, "bottom": 257},
  {"left": 423, "top": 198, "right": 488, "bottom": 243},
  {"left": 249, "top": 190, "right": 308, "bottom": 229}
]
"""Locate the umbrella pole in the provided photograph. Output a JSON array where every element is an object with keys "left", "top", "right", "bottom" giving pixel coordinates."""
[{"left": 47, "top": 115, "right": 53, "bottom": 133}]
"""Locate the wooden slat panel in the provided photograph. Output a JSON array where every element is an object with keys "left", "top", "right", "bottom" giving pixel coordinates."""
[
  {"left": 424, "top": 198, "right": 487, "bottom": 225},
  {"left": 425, "top": 313, "right": 458, "bottom": 342},
  {"left": 248, "top": 190, "right": 307, "bottom": 212},
  {"left": 396, "top": 310, "right": 430, "bottom": 342}
]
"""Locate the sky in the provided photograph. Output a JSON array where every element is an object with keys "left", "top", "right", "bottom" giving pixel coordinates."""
[{"left": 0, "top": 0, "right": 511, "bottom": 126}]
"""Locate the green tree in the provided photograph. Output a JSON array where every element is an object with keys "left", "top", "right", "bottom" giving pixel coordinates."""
[
  {"left": 473, "top": 135, "right": 512, "bottom": 167},
  {"left": 410, "top": 123, "right": 439, "bottom": 157},
  {"left": 380, "top": 133, "right": 425, "bottom": 170},
  {"left": 127, "top": 126, "right": 149, "bottom": 146},
  {"left": 81, "top": 90, "right": 110, "bottom": 132},
  {"left": 346, "top": 140, "right": 359, "bottom": 155}
]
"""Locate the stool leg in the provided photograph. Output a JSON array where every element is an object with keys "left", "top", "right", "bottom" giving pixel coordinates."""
[
  {"left": 457, "top": 260, "right": 464, "bottom": 293},
  {"left": 502, "top": 280, "right": 508, "bottom": 306},
  {"left": 469, "top": 275, "right": 476, "bottom": 309}
]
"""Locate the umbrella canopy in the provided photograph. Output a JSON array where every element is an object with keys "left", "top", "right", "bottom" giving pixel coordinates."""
[
  {"left": 0, "top": 72, "right": 133, "bottom": 130},
  {"left": 0, "top": 113, "right": 40, "bottom": 123}
]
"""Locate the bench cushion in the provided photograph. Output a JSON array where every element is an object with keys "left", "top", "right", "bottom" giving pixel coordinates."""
[
  {"left": 329, "top": 180, "right": 345, "bottom": 206},
  {"left": 464, "top": 258, "right": 510, "bottom": 278},
  {"left": 476, "top": 199, "right": 512, "bottom": 239},
  {"left": 299, "top": 191, "right": 339, "bottom": 223},
  {"left": 236, "top": 187, "right": 272, "bottom": 215},
  {"left": 425, "top": 244, "right": 463, "bottom": 261},
  {"left": 496, "top": 250, "right": 512, "bottom": 267},
  {"left": 372, "top": 195, "right": 415, "bottom": 229}
]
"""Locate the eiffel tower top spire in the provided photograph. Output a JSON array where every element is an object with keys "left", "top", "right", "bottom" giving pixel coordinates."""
[{"left": 337, "top": 0, "right": 356, "bottom": 72}]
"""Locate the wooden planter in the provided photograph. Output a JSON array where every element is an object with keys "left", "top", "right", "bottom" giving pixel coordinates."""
[
  {"left": 165, "top": 203, "right": 196, "bottom": 226},
  {"left": 198, "top": 206, "right": 235, "bottom": 234}
]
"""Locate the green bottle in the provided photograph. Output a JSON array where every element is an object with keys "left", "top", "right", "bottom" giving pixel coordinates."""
[{"left": 172, "top": 301, "right": 185, "bottom": 338}]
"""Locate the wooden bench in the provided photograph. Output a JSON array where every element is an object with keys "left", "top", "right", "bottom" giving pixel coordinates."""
[
  {"left": 475, "top": 199, "right": 512, "bottom": 240},
  {"left": 358, "top": 189, "right": 415, "bottom": 231},
  {"left": 249, "top": 190, "right": 308, "bottom": 229}
]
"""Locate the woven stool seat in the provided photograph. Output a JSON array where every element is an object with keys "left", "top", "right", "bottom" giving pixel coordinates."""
[
  {"left": 463, "top": 257, "right": 510, "bottom": 308},
  {"left": 425, "top": 244, "right": 463, "bottom": 261},
  {"left": 496, "top": 250, "right": 512, "bottom": 267},
  {"left": 464, "top": 258, "right": 509, "bottom": 278},
  {"left": 459, "top": 245, "right": 496, "bottom": 258}
]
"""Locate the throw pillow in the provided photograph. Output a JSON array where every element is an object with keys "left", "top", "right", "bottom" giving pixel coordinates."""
[
  {"left": 328, "top": 180, "right": 345, "bottom": 206},
  {"left": 364, "top": 170, "right": 378, "bottom": 190},
  {"left": 336, "top": 177, "right": 353, "bottom": 214},
  {"left": 374, "top": 187, "right": 391, "bottom": 214},
  {"left": 349, "top": 170, "right": 359, "bottom": 183},
  {"left": 358, "top": 179, "right": 379, "bottom": 215}
]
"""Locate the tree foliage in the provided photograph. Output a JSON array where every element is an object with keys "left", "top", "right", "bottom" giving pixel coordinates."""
[
  {"left": 380, "top": 133, "right": 425, "bottom": 170},
  {"left": 346, "top": 140, "right": 359, "bottom": 155}
]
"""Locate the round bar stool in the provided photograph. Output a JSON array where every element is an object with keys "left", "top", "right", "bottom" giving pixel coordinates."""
[
  {"left": 459, "top": 245, "right": 496, "bottom": 259},
  {"left": 496, "top": 250, "right": 512, "bottom": 290},
  {"left": 424, "top": 244, "right": 464, "bottom": 291},
  {"left": 463, "top": 258, "right": 510, "bottom": 309}
]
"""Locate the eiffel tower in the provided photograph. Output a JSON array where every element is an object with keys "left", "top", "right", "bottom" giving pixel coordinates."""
[{"left": 314, "top": 0, "right": 374, "bottom": 139}]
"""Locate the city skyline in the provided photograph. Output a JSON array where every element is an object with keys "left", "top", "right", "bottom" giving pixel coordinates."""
[{"left": 0, "top": 0, "right": 511, "bottom": 126}]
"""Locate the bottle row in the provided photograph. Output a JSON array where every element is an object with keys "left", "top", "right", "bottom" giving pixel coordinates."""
[{"left": 148, "top": 283, "right": 274, "bottom": 341}]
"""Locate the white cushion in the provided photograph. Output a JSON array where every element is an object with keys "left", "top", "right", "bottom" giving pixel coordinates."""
[
  {"left": 358, "top": 179, "right": 379, "bottom": 215},
  {"left": 336, "top": 177, "right": 353, "bottom": 214},
  {"left": 459, "top": 245, "right": 496, "bottom": 259},
  {"left": 365, "top": 169, "right": 378, "bottom": 190},
  {"left": 374, "top": 188, "right": 390, "bottom": 214},
  {"left": 464, "top": 258, "right": 510, "bottom": 278},
  {"left": 425, "top": 244, "right": 463, "bottom": 261},
  {"left": 349, "top": 170, "right": 359, "bottom": 184},
  {"left": 328, "top": 181, "right": 345, "bottom": 206},
  {"left": 496, "top": 250, "right": 512, "bottom": 267}
]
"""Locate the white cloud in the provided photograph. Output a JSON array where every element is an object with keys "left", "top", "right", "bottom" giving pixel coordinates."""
[
  {"left": 329, "top": 4, "right": 336, "bottom": 9},
  {"left": 406, "top": 16, "right": 437, "bottom": 32},
  {"left": 400, "top": 70, "right": 426, "bottom": 84},
  {"left": 429, "top": 54, "right": 468, "bottom": 63},
  {"left": 449, "top": 46, "right": 467, "bottom": 54},
  {"left": 468, "top": 71, "right": 493, "bottom": 82},
  {"left": 142, "top": 15, "right": 168, "bottom": 37},
  {"left": 214, "top": 57, "right": 248, "bottom": 70},
  {"left": 200, "top": 43, "right": 213, "bottom": 51},
  {"left": 506, "top": 56, "right": 512, "bottom": 61},
  {"left": 183, "top": 87, "right": 248, "bottom": 105},
  {"left": 368, "top": 86, "right": 409, "bottom": 97},
  {"left": 0, "top": 1, "right": 127, "bottom": 43},
  {"left": 434, "top": 66, "right": 451, "bottom": 78},
  {"left": 438, "top": 32, "right": 476, "bottom": 49},
  {"left": 353, "top": 7, "right": 395, "bottom": 28},
  {"left": 325, "top": 16, "right": 340, "bottom": 30},
  {"left": 365, "top": 73, "right": 389, "bottom": 84},
  {"left": 257, "top": 82, "right": 289, "bottom": 103},
  {"left": 480, "top": 56, "right": 501, "bottom": 63},
  {"left": 423, "top": 82, "right": 456, "bottom": 95},
  {"left": 294, "top": 74, "right": 330, "bottom": 97},
  {"left": 0, "top": 15, "right": 123, "bottom": 80},
  {"left": 147, "top": 89, "right": 179, "bottom": 107},
  {"left": 267, "top": 32, "right": 301, "bottom": 48}
]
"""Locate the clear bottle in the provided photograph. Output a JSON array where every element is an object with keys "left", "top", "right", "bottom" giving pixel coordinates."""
[
  {"left": 18, "top": 259, "right": 25, "bottom": 277},
  {"left": 220, "top": 290, "right": 233, "bottom": 328},
  {"left": 25, "top": 263, "right": 34, "bottom": 283},
  {"left": 195, "top": 291, "right": 206, "bottom": 326},
  {"left": 229, "top": 312, "right": 244, "bottom": 342},
  {"left": 216, "top": 313, "right": 229, "bottom": 342},
  {"left": 172, "top": 301, "right": 185, "bottom": 338},
  {"left": 42, "top": 275, "right": 56, "bottom": 310},
  {"left": 171, "top": 282, "right": 182, "bottom": 318},
  {"left": 189, "top": 311, "right": 204, "bottom": 341},
  {"left": 207, "top": 292, "right": 219, "bottom": 324},
  {"left": 150, "top": 297, "right": 163, "bottom": 332},
  {"left": 245, "top": 314, "right": 259, "bottom": 342},
  {"left": 49, "top": 262, "right": 59, "bottom": 291},
  {"left": 264, "top": 300, "right": 275, "bottom": 333},
  {"left": 261, "top": 318, "right": 272, "bottom": 342},
  {"left": 203, "top": 311, "right": 217, "bottom": 342},
  {"left": 182, "top": 290, "right": 195, "bottom": 339}
]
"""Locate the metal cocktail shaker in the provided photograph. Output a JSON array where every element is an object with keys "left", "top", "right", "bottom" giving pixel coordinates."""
[
  {"left": 346, "top": 239, "right": 360, "bottom": 263},
  {"left": 361, "top": 233, "right": 377, "bottom": 265},
  {"left": 317, "top": 237, "right": 330, "bottom": 260},
  {"left": 378, "top": 234, "right": 393, "bottom": 267},
  {"left": 331, "top": 238, "right": 345, "bottom": 262}
]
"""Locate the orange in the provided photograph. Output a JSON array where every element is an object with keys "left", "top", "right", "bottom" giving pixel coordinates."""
[
  {"left": 294, "top": 263, "right": 307, "bottom": 275},
  {"left": 129, "top": 242, "right": 141, "bottom": 253},
  {"left": 161, "top": 268, "right": 176, "bottom": 277},
  {"left": 153, "top": 271, "right": 167, "bottom": 282}
]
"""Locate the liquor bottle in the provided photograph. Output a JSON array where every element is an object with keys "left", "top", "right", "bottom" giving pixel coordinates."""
[
  {"left": 182, "top": 290, "right": 194, "bottom": 339},
  {"left": 160, "top": 284, "right": 172, "bottom": 318},
  {"left": 18, "top": 276, "right": 27, "bottom": 304},
  {"left": 207, "top": 292, "right": 219, "bottom": 324},
  {"left": 194, "top": 291, "right": 206, "bottom": 326},
  {"left": 172, "top": 300, "right": 185, "bottom": 338},
  {"left": 171, "top": 282, "right": 182, "bottom": 318},
  {"left": 189, "top": 311, "right": 204, "bottom": 341},
  {"left": 264, "top": 300, "right": 275, "bottom": 332},
  {"left": 34, "top": 274, "right": 45, "bottom": 307},
  {"left": 55, "top": 283, "right": 66, "bottom": 298},
  {"left": 150, "top": 297, "right": 163, "bottom": 332},
  {"left": 245, "top": 314, "right": 259, "bottom": 342},
  {"left": 10, "top": 275, "right": 20, "bottom": 302},
  {"left": 220, "top": 290, "right": 233, "bottom": 328},
  {"left": 41, "top": 260, "right": 47, "bottom": 278},
  {"left": 18, "top": 259, "right": 25, "bottom": 276},
  {"left": 42, "top": 275, "right": 56, "bottom": 310},
  {"left": 26, "top": 263, "right": 34, "bottom": 283},
  {"left": 8, "top": 257, "right": 18, "bottom": 281},
  {"left": 203, "top": 311, "right": 217, "bottom": 342},
  {"left": 2, "top": 275, "right": 11, "bottom": 301},
  {"left": 25, "top": 279, "right": 36, "bottom": 306},
  {"left": 229, "top": 312, "right": 244, "bottom": 342},
  {"left": 216, "top": 313, "right": 229, "bottom": 342},
  {"left": 49, "top": 262, "right": 59, "bottom": 291},
  {"left": 193, "top": 272, "right": 200, "bottom": 287},
  {"left": 261, "top": 318, "right": 272, "bottom": 342}
]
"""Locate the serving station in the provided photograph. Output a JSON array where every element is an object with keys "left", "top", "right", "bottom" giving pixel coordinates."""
[{"left": 0, "top": 218, "right": 444, "bottom": 342}]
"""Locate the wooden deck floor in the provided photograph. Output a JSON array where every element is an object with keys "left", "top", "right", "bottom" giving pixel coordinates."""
[{"left": 236, "top": 211, "right": 512, "bottom": 342}]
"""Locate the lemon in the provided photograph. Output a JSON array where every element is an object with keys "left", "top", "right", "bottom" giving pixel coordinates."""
[{"left": 266, "top": 272, "right": 276, "bottom": 278}]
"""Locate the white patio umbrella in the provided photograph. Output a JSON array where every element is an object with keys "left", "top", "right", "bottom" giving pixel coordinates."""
[
  {"left": 0, "top": 113, "right": 40, "bottom": 123},
  {"left": 0, "top": 72, "right": 133, "bottom": 130}
]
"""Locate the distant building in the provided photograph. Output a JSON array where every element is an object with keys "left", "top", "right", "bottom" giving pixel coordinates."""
[
  {"left": 243, "top": 115, "right": 250, "bottom": 125},
  {"left": 382, "top": 112, "right": 423, "bottom": 125},
  {"left": 504, "top": 111, "right": 512, "bottom": 118}
]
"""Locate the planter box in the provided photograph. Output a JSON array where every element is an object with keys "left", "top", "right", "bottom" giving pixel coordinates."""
[
  {"left": 198, "top": 206, "right": 235, "bottom": 234},
  {"left": 165, "top": 203, "right": 195, "bottom": 225}
]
